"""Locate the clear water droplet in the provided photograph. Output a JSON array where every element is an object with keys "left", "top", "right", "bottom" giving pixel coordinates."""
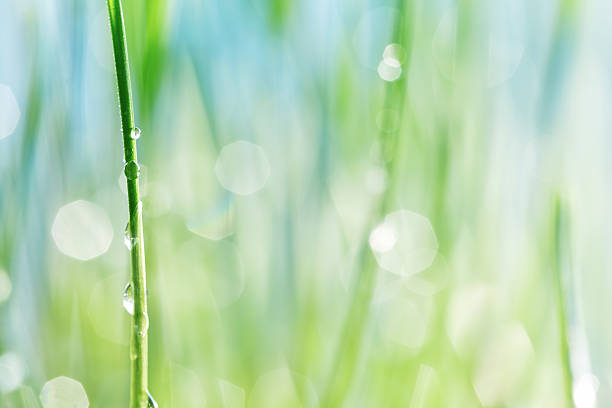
[
  {"left": 124, "top": 222, "right": 138, "bottom": 250},
  {"left": 124, "top": 160, "right": 141, "bottom": 180},
  {"left": 136, "top": 313, "right": 149, "bottom": 337},
  {"left": 147, "top": 390, "right": 159, "bottom": 408},
  {"left": 131, "top": 127, "right": 142, "bottom": 140},
  {"left": 122, "top": 282, "right": 134, "bottom": 315}
]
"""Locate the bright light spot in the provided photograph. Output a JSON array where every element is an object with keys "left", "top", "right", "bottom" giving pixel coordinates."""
[
  {"left": 446, "top": 284, "right": 492, "bottom": 356},
  {"left": 380, "top": 297, "right": 430, "bottom": 350},
  {"left": 249, "top": 367, "right": 318, "bottom": 408},
  {"left": 487, "top": 36, "right": 524, "bottom": 87},
  {"left": 40, "top": 377, "right": 89, "bottom": 408},
  {"left": 176, "top": 239, "right": 245, "bottom": 309},
  {"left": 370, "top": 210, "right": 438, "bottom": 277},
  {"left": 409, "top": 365, "right": 436, "bottom": 407},
  {"left": 353, "top": 7, "right": 399, "bottom": 69},
  {"left": 377, "top": 59, "right": 402, "bottom": 82},
  {"left": 0, "top": 352, "right": 25, "bottom": 393},
  {"left": 0, "top": 84, "right": 20, "bottom": 139},
  {"left": 473, "top": 323, "right": 533, "bottom": 406},
  {"left": 169, "top": 364, "right": 206, "bottom": 407},
  {"left": 218, "top": 379, "right": 245, "bottom": 408},
  {"left": 364, "top": 166, "right": 387, "bottom": 195},
  {"left": 51, "top": 200, "right": 113, "bottom": 261},
  {"left": 0, "top": 269, "right": 12, "bottom": 303},
  {"left": 87, "top": 274, "right": 128, "bottom": 345},
  {"left": 432, "top": 8, "right": 457, "bottom": 80},
  {"left": 369, "top": 223, "right": 397, "bottom": 253},
  {"left": 573, "top": 373, "right": 599, "bottom": 408},
  {"left": 383, "top": 43, "right": 405, "bottom": 66},
  {"left": 186, "top": 198, "right": 234, "bottom": 240},
  {"left": 486, "top": 3, "right": 525, "bottom": 87},
  {"left": 215, "top": 141, "right": 271, "bottom": 196}
]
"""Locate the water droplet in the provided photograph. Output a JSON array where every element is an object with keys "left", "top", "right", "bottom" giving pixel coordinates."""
[
  {"left": 40, "top": 376, "right": 89, "bottom": 408},
  {"left": 131, "top": 127, "right": 142, "bottom": 140},
  {"left": 136, "top": 313, "right": 149, "bottom": 337},
  {"left": 377, "top": 59, "right": 401, "bottom": 82},
  {"left": 124, "top": 222, "right": 138, "bottom": 250},
  {"left": 122, "top": 282, "right": 134, "bottom": 315},
  {"left": 0, "top": 84, "right": 20, "bottom": 140},
  {"left": 147, "top": 390, "right": 159, "bottom": 408},
  {"left": 51, "top": 200, "right": 114, "bottom": 261},
  {"left": 124, "top": 160, "right": 141, "bottom": 180}
]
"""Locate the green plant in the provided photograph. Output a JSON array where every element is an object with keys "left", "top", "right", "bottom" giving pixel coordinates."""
[
  {"left": 107, "top": 1, "right": 152, "bottom": 407},
  {"left": 553, "top": 194, "right": 573, "bottom": 407}
]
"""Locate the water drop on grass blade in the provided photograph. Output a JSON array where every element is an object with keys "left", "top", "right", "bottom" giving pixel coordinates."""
[
  {"left": 131, "top": 127, "right": 142, "bottom": 140},
  {"left": 147, "top": 390, "right": 159, "bottom": 408},
  {"left": 122, "top": 282, "right": 134, "bottom": 315},
  {"left": 124, "top": 222, "right": 138, "bottom": 250},
  {"left": 124, "top": 160, "right": 141, "bottom": 180}
]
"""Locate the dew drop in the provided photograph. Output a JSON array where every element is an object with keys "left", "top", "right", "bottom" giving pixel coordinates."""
[
  {"left": 136, "top": 313, "right": 149, "bottom": 337},
  {"left": 147, "top": 390, "right": 159, "bottom": 408},
  {"left": 122, "top": 282, "right": 134, "bottom": 315},
  {"left": 124, "top": 160, "right": 141, "bottom": 180},
  {"left": 131, "top": 127, "right": 142, "bottom": 140},
  {"left": 124, "top": 222, "right": 138, "bottom": 250}
]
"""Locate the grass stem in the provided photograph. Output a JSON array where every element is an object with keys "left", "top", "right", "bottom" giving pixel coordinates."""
[{"left": 107, "top": 1, "right": 150, "bottom": 407}]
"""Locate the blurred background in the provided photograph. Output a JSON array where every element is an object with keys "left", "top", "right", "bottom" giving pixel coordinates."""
[{"left": 1, "top": 0, "right": 612, "bottom": 406}]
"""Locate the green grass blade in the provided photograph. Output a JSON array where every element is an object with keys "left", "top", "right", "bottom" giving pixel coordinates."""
[{"left": 107, "top": 1, "right": 149, "bottom": 407}]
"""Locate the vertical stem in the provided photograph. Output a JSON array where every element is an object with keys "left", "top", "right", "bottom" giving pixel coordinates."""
[
  {"left": 107, "top": 1, "right": 149, "bottom": 407},
  {"left": 553, "top": 195, "right": 573, "bottom": 407}
]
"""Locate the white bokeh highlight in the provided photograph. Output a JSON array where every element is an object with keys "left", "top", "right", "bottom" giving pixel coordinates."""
[
  {"left": 249, "top": 367, "right": 318, "bottom": 408},
  {"left": 369, "top": 210, "right": 438, "bottom": 277},
  {"left": 215, "top": 141, "right": 271, "bottom": 196},
  {"left": 0, "top": 268, "right": 12, "bottom": 303},
  {"left": 473, "top": 323, "right": 533, "bottom": 406},
  {"left": 40, "top": 377, "right": 89, "bottom": 408},
  {"left": 573, "top": 373, "right": 599, "bottom": 408},
  {"left": 51, "top": 200, "right": 113, "bottom": 261},
  {"left": 0, "top": 352, "right": 25, "bottom": 393},
  {"left": 377, "top": 59, "right": 401, "bottom": 82},
  {"left": 0, "top": 84, "right": 20, "bottom": 139},
  {"left": 218, "top": 379, "right": 245, "bottom": 408}
]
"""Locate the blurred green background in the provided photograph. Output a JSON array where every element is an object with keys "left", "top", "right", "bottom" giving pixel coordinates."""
[{"left": 1, "top": 0, "right": 611, "bottom": 406}]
